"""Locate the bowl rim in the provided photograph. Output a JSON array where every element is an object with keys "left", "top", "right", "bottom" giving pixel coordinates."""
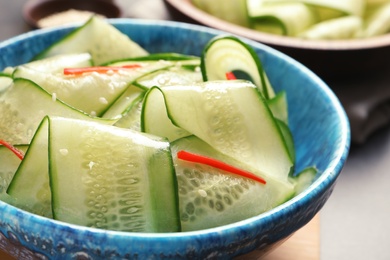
[
  {"left": 165, "top": 0, "right": 390, "bottom": 51},
  {"left": 0, "top": 18, "right": 350, "bottom": 250}
]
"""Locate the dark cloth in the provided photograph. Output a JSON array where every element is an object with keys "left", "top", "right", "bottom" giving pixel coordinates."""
[{"left": 329, "top": 69, "right": 390, "bottom": 144}]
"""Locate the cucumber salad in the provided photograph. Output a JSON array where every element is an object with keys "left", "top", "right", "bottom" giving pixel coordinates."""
[
  {"left": 0, "top": 17, "right": 316, "bottom": 233},
  {"left": 193, "top": 0, "right": 390, "bottom": 39}
]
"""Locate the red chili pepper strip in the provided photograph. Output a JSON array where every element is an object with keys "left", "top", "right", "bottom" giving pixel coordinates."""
[
  {"left": 177, "top": 150, "right": 266, "bottom": 184},
  {"left": 63, "top": 64, "right": 142, "bottom": 75},
  {"left": 0, "top": 139, "right": 24, "bottom": 160},
  {"left": 225, "top": 71, "right": 237, "bottom": 80}
]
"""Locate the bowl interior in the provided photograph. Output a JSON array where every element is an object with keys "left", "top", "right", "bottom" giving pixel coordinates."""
[
  {"left": 0, "top": 19, "right": 350, "bottom": 258},
  {"left": 23, "top": 0, "right": 122, "bottom": 28}
]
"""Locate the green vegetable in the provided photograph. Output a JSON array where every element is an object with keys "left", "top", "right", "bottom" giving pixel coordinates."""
[
  {"left": 194, "top": 0, "right": 390, "bottom": 39},
  {"left": 34, "top": 16, "right": 148, "bottom": 64},
  {"left": 0, "top": 17, "right": 317, "bottom": 232}
]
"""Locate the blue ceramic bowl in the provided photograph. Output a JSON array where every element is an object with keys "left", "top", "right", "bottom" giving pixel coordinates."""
[{"left": 0, "top": 19, "right": 350, "bottom": 259}]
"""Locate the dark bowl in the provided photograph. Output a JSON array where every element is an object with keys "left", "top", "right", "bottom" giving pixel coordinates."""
[
  {"left": 165, "top": 0, "right": 390, "bottom": 81},
  {"left": 23, "top": 0, "right": 122, "bottom": 28}
]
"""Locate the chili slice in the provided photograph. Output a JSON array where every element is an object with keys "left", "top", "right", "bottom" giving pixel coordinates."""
[
  {"left": 225, "top": 71, "right": 237, "bottom": 80},
  {"left": 177, "top": 150, "right": 266, "bottom": 184},
  {"left": 0, "top": 139, "right": 24, "bottom": 160},
  {"left": 63, "top": 64, "right": 142, "bottom": 75}
]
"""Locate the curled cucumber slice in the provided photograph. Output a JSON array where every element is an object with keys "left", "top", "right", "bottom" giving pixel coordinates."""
[{"left": 201, "top": 35, "right": 273, "bottom": 99}]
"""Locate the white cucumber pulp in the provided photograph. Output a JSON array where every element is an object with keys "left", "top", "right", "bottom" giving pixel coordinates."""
[
  {"left": 12, "top": 53, "right": 93, "bottom": 74},
  {"left": 48, "top": 117, "right": 180, "bottom": 232},
  {"left": 248, "top": 2, "right": 317, "bottom": 36},
  {"left": 142, "top": 80, "right": 293, "bottom": 182},
  {"left": 13, "top": 60, "right": 170, "bottom": 117},
  {"left": 0, "top": 145, "right": 28, "bottom": 201},
  {"left": 0, "top": 74, "right": 13, "bottom": 93},
  {"left": 192, "top": 0, "right": 249, "bottom": 27},
  {"left": 6, "top": 118, "right": 52, "bottom": 218},
  {"left": 171, "top": 136, "right": 295, "bottom": 231},
  {"left": 0, "top": 78, "right": 115, "bottom": 144},
  {"left": 141, "top": 86, "right": 192, "bottom": 142},
  {"left": 35, "top": 16, "right": 148, "bottom": 65}
]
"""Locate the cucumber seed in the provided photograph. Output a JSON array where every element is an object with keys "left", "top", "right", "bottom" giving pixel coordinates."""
[{"left": 198, "top": 189, "right": 207, "bottom": 197}]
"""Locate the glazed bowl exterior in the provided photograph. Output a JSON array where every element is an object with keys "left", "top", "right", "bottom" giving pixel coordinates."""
[{"left": 0, "top": 19, "right": 350, "bottom": 259}]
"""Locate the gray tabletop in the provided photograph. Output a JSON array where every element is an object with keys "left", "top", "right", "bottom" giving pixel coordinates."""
[{"left": 1, "top": 0, "right": 390, "bottom": 259}]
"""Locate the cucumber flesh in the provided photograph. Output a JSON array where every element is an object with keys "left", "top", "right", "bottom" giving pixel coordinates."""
[
  {"left": 35, "top": 16, "right": 148, "bottom": 65},
  {"left": 6, "top": 118, "right": 52, "bottom": 218},
  {"left": 113, "top": 97, "right": 144, "bottom": 131},
  {"left": 135, "top": 67, "right": 203, "bottom": 89},
  {"left": 0, "top": 74, "right": 12, "bottom": 93},
  {"left": 0, "top": 145, "right": 28, "bottom": 203},
  {"left": 192, "top": 0, "right": 249, "bottom": 26},
  {"left": 12, "top": 53, "right": 92, "bottom": 75},
  {"left": 141, "top": 86, "right": 192, "bottom": 142},
  {"left": 249, "top": 2, "right": 317, "bottom": 36},
  {"left": 363, "top": 2, "right": 390, "bottom": 37},
  {"left": 0, "top": 78, "right": 115, "bottom": 144},
  {"left": 48, "top": 117, "right": 180, "bottom": 232},
  {"left": 260, "top": 0, "right": 365, "bottom": 17},
  {"left": 13, "top": 62, "right": 169, "bottom": 117},
  {"left": 171, "top": 135, "right": 295, "bottom": 231},
  {"left": 267, "top": 90, "right": 288, "bottom": 125},
  {"left": 142, "top": 80, "right": 293, "bottom": 181},
  {"left": 102, "top": 84, "right": 145, "bottom": 120},
  {"left": 290, "top": 166, "right": 318, "bottom": 195},
  {"left": 298, "top": 15, "right": 363, "bottom": 39}
]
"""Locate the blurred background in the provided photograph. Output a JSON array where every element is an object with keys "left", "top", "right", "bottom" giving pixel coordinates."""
[{"left": 1, "top": 0, "right": 390, "bottom": 259}]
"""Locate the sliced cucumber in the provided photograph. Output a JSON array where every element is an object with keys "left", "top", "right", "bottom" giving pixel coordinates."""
[
  {"left": 261, "top": 0, "right": 365, "bottom": 17},
  {"left": 192, "top": 0, "right": 249, "bottom": 27},
  {"left": 141, "top": 86, "right": 192, "bottom": 142},
  {"left": 13, "top": 62, "right": 168, "bottom": 117},
  {"left": 171, "top": 135, "right": 295, "bottom": 231},
  {"left": 104, "top": 52, "right": 200, "bottom": 65},
  {"left": 201, "top": 36, "right": 271, "bottom": 99},
  {"left": 48, "top": 117, "right": 180, "bottom": 232},
  {"left": 35, "top": 16, "right": 148, "bottom": 65},
  {"left": 0, "top": 74, "right": 12, "bottom": 93},
  {"left": 113, "top": 97, "right": 144, "bottom": 131},
  {"left": 363, "top": 2, "right": 390, "bottom": 38},
  {"left": 276, "top": 119, "right": 295, "bottom": 164},
  {"left": 102, "top": 84, "right": 145, "bottom": 120},
  {"left": 267, "top": 90, "right": 288, "bottom": 125},
  {"left": 135, "top": 67, "right": 203, "bottom": 89},
  {"left": 298, "top": 15, "right": 363, "bottom": 39},
  {"left": 12, "top": 53, "right": 92, "bottom": 75},
  {"left": 0, "top": 144, "right": 28, "bottom": 201},
  {"left": 248, "top": 2, "right": 317, "bottom": 36},
  {"left": 6, "top": 118, "right": 52, "bottom": 218},
  {"left": 143, "top": 80, "right": 293, "bottom": 181},
  {"left": 0, "top": 78, "right": 115, "bottom": 144},
  {"left": 290, "top": 166, "right": 318, "bottom": 195}
]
